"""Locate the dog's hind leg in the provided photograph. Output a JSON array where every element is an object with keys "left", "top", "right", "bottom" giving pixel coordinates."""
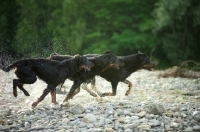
[
  {"left": 82, "top": 82, "right": 97, "bottom": 97},
  {"left": 32, "top": 84, "right": 54, "bottom": 108},
  {"left": 123, "top": 79, "right": 132, "bottom": 96},
  {"left": 17, "top": 83, "right": 30, "bottom": 96},
  {"left": 70, "top": 86, "right": 81, "bottom": 99},
  {"left": 100, "top": 82, "right": 118, "bottom": 97},
  {"left": 13, "top": 72, "right": 37, "bottom": 97},
  {"left": 13, "top": 79, "right": 31, "bottom": 97},
  {"left": 13, "top": 79, "right": 18, "bottom": 97}
]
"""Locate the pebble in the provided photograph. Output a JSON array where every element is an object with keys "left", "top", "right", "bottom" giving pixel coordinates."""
[
  {"left": 0, "top": 70, "right": 200, "bottom": 131},
  {"left": 82, "top": 114, "right": 96, "bottom": 123}
]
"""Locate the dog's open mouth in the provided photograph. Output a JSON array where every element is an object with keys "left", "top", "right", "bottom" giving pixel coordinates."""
[{"left": 143, "top": 63, "right": 156, "bottom": 71}]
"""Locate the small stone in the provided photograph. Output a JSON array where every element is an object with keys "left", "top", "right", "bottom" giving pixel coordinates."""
[
  {"left": 135, "top": 111, "right": 146, "bottom": 118},
  {"left": 24, "top": 121, "right": 31, "bottom": 129},
  {"left": 164, "top": 112, "right": 173, "bottom": 117},
  {"left": 0, "top": 109, "right": 10, "bottom": 116},
  {"left": 117, "top": 117, "right": 125, "bottom": 123},
  {"left": 181, "top": 92, "right": 195, "bottom": 96},
  {"left": 184, "top": 127, "right": 193, "bottom": 132},
  {"left": 192, "top": 111, "right": 200, "bottom": 122},
  {"left": 7, "top": 119, "right": 13, "bottom": 125},
  {"left": 170, "top": 122, "right": 180, "bottom": 128},
  {"left": 193, "top": 125, "right": 200, "bottom": 131},
  {"left": 148, "top": 119, "right": 161, "bottom": 127},
  {"left": 82, "top": 114, "right": 96, "bottom": 123},
  {"left": 0, "top": 126, "right": 10, "bottom": 132},
  {"left": 180, "top": 107, "right": 187, "bottom": 111},
  {"left": 69, "top": 104, "right": 85, "bottom": 115},
  {"left": 148, "top": 104, "right": 165, "bottom": 115},
  {"left": 0, "top": 119, "right": 6, "bottom": 125},
  {"left": 105, "top": 127, "right": 113, "bottom": 132},
  {"left": 124, "top": 128, "right": 133, "bottom": 132},
  {"left": 124, "top": 123, "right": 137, "bottom": 129},
  {"left": 137, "top": 124, "right": 151, "bottom": 129}
]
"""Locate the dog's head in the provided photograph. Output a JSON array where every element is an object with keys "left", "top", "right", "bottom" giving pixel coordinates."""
[
  {"left": 74, "top": 55, "right": 94, "bottom": 71},
  {"left": 137, "top": 51, "right": 155, "bottom": 71},
  {"left": 101, "top": 51, "right": 124, "bottom": 71}
]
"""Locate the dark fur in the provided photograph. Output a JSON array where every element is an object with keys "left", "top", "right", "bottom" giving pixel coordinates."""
[
  {"left": 97, "top": 51, "right": 155, "bottom": 96},
  {"left": 69, "top": 51, "right": 155, "bottom": 97},
  {"left": 2, "top": 56, "right": 93, "bottom": 108},
  {"left": 49, "top": 51, "right": 124, "bottom": 102}
]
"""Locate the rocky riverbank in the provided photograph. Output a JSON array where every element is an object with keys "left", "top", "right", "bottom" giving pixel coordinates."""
[{"left": 0, "top": 69, "right": 200, "bottom": 132}]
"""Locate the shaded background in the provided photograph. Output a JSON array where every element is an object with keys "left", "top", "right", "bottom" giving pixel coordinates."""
[{"left": 1, "top": 0, "right": 200, "bottom": 69}]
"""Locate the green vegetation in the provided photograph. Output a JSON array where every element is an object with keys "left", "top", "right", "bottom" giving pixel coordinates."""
[{"left": 1, "top": 0, "right": 200, "bottom": 68}]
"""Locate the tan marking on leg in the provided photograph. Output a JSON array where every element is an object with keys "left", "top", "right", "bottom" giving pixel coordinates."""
[{"left": 124, "top": 80, "right": 132, "bottom": 96}]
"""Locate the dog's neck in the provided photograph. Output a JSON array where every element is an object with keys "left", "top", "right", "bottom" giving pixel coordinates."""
[
  {"left": 64, "top": 59, "right": 80, "bottom": 76},
  {"left": 122, "top": 54, "right": 141, "bottom": 71}
]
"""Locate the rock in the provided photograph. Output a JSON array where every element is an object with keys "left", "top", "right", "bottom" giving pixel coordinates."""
[
  {"left": 24, "top": 121, "right": 31, "bottom": 129},
  {"left": 0, "top": 109, "right": 10, "bottom": 116},
  {"left": 148, "top": 119, "right": 161, "bottom": 127},
  {"left": 23, "top": 114, "right": 35, "bottom": 121},
  {"left": 180, "top": 107, "right": 188, "bottom": 111},
  {"left": 192, "top": 111, "right": 200, "bottom": 122},
  {"left": 82, "top": 114, "right": 96, "bottom": 123},
  {"left": 135, "top": 111, "right": 146, "bottom": 118},
  {"left": 124, "top": 128, "right": 133, "bottom": 132},
  {"left": 181, "top": 92, "right": 195, "bottom": 96},
  {"left": 105, "top": 127, "right": 113, "bottom": 132},
  {"left": 148, "top": 104, "right": 165, "bottom": 115},
  {"left": 137, "top": 124, "right": 151, "bottom": 129},
  {"left": 69, "top": 104, "right": 85, "bottom": 115},
  {"left": 26, "top": 126, "right": 48, "bottom": 131},
  {"left": 184, "top": 127, "right": 193, "bottom": 132},
  {"left": 117, "top": 117, "right": 125, "bottom": 123},
  {"left": 0, "top": 126, "right": 10, "bottom": 132},
  {"left": 124, "top": 123, "right": 137, "bottom": 129},
  {"left": 0, "top": 119, "right": 6, "bottom": 125},
  {"left": 170, "top": 122, "right": 180, "bottom": 128},
  {"left": 193, "top": 125, "right": 200, "bottom": 131}
]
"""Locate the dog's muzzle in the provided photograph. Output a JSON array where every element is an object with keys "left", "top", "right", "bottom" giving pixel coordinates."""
[{"left": 143, "top": 63, "right": 156, "bottom": 71}]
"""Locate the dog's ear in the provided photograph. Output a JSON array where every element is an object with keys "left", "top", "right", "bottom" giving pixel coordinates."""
[
  {"left": 102, "top": 50, "right": 111, "bottom": 54},
  {"left": 137, "top": 52, "right": 145, "bottom": 60},
  {"left": 74, "top": 54, "right": 80, "bottom": 60},
  {"left": 137, "top": 51, "right": 143, "bottom": 54}
]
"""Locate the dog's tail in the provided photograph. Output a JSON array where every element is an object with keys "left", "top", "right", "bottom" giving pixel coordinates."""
[{"left": 1, "top": 62, "right": 17, "bottom": 72}]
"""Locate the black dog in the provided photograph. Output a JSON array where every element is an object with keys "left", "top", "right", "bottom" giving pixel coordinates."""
[
  {"left": 76, "top": 51, "right": 155, "bottom": 97},
  {"left": 2, "top": 55, "right": 93, "bottom": 108},
  {"left": 49, "top": 51, "right": 124, "bottom": 103},
  {"left": 98, "top": 51, "right": 155, "bottom": 97}
]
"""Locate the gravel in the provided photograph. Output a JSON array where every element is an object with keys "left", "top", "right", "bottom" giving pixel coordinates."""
[{"left": 0, "top": 69, "right": 200, "bottom": 132}]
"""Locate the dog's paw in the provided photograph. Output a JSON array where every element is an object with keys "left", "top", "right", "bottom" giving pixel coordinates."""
[
  {"left": 31, "top": 102, "right": 37, "bottom": 109},
  {"left": 125, "top": 90, "right": 131, "bottom": 96},
  {"left": 61, "top": 102, "right": 71, "bottom": 107},
  {"left": 24, "top": 91, "right": 30, "bottom": 96},
  {"left": 13, "top": 92, "right": 17, "bottom": 97}
]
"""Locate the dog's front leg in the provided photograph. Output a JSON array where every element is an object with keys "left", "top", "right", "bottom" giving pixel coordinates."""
[
  {"left": 63, "top": 80, "right": 82, "bottom": 102},
  {"left": 101, "top": 81, "right": 118, "bottom": 97},
  {"left": 50, "top": 89, "right": 58, "bottom": 104},
  {"left": 123, "top": 79, "right": 132, "bottom": 96},
  {"left": 32, "top": 87, "right": 51, "bottom": 108}
]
